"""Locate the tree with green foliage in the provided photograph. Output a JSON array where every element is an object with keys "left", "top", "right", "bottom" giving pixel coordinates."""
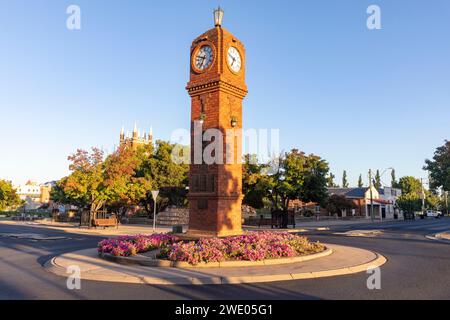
[
  {"left": 242, "top": 150, "right": 329, "bottom": 213},
  {"left": 358, "top": 174, "right": 364, "bottom": 188},
  {"left": 326, "top": 172, "right": 337, "bottom": 187},
  {"left": 342, "top": 170, "right": 349, "bottom": 188},
  {"left": 137, "top": 140, "right": 188, "bottom": 215},
  {"left": 424, "top": 140, "right": 450, "bottom": 192},
  {"left": 426, "top": 192, "right": 441, "bottom": 210},
  {"left": 374, "top": 169, "right": 382, "bottom": 189},
  {"left": 395, "top": 176, "right": 423, "bottom": 213},
  {"left": 391, "top": 169, "right": 398, "bottom": 188},
  {"left": 242, "top": 154, "right": 267, "bottom": 209},
  {"left": 0, "top": 179, "right": 23, "bottom": 211},
  {"left": 396, "top": 193, "right": 422, "bottom": 213},
  {"left": 263, "top": 150, "right": 329, "bottom": 211},
  {"left": 398, "top": 176, "right": 422, "bottom": 195},
  {"left": 299, "top": 154, "right": 330, "bottom": 205},
  {"left": 396, "top": 175, "right": 439, "bottom": 213}
]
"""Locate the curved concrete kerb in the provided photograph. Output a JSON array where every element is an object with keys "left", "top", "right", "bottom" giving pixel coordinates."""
[
  {"left": 334, "top": 230, "right": 383, "bottom": 237},
  {"left": 426, "top": 231, "right": 450, "bottom": 243},
  {"left": 45, "top": 243, "right": 387, "bottom": 285}
]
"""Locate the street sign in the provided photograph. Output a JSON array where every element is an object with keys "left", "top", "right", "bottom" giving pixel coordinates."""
[{"left": 151, "top": 190, "right": 159, "bottom": 201}]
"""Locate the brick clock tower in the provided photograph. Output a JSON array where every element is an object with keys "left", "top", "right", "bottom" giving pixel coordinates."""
[{"left": 186, "top": 8, "right": 248, "bottom": 237}]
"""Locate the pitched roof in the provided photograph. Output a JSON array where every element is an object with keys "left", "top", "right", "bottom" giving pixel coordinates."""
[{"left": 327, "top": 187, "right": 368, "bottom": 198}]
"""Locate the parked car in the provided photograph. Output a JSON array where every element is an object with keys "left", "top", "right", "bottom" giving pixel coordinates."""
[{"left": 424, "top": 210, "right": 442, "bottom": 218}]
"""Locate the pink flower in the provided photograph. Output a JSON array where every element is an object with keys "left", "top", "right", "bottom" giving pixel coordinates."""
[{"left": 97, "top": 231, "right": 324, "bottom": 262}]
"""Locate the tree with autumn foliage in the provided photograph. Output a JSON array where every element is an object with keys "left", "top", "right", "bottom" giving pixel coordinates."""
[
  {"left": 51, "top": 148, "right": 107, "bottom": 221},
  {"left": 52, "top": 140, "right": 189, "bottom": 222},
  {"left": 103, "top": 143, "right": 152, "bottom": 217}
]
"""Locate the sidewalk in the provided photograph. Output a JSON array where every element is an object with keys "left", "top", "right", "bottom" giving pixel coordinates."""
[
  {"left": 0, "top": 220, "right": 174, "bottom": 236},
  {"left": 292, "top": 218, "right": 399, "bottom": 228},
  {"left": 45, "top": 243, "right": 386, "bottom": 285},
  {"left": 0, "top": 217, "right": 401, "bottom": 237}
]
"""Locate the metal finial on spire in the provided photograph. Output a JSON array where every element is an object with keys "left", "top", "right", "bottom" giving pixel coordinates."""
[{"left": 213, "top": 6, "right": 224, "bottom": 27}]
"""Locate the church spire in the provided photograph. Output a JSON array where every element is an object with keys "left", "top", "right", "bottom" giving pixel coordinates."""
[
  {"left": 120, "top": 126, "right": 125, "bottom": 142},
  {"left": 133, "top": 122, "right": 138, "bottom": 138}
]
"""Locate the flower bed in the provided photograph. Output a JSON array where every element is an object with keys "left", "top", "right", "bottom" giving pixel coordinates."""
[{"left": 98, "top": 232, "right": 325, "bottom": 265}]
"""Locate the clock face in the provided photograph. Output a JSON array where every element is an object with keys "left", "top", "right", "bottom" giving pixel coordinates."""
[
  {"left": 227, "top": 47, "right": 242, "bottom": 72},
  {"left": 194, "top": 45, "right": 214, "bottom": 71}
]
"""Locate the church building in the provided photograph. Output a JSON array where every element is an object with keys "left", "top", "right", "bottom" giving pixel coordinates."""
[{"left": 119, "top": 123, "right": 153, "bottom": 149}]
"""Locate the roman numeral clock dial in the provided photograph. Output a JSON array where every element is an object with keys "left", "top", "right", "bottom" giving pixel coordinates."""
[{"left": 194, "top": 45, "right": 213, "bottom": 71}]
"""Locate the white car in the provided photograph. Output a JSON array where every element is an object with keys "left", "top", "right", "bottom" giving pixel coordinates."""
[{"left": 425, "top": 210, "right": 441, "bottom": 218}]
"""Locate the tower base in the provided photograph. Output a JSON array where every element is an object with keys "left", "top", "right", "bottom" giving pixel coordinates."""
[{"left": 182, "top": 228, "right": 243, "bottom": 239}]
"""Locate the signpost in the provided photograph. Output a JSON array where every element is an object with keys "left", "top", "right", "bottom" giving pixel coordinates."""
[{"left": 151, "top": 190, "right": 159, "bottom": 232}]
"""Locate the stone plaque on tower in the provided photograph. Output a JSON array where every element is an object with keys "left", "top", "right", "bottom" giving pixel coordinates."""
[{"left": 186, "top": 7, "right": 248, "bottom": 237}]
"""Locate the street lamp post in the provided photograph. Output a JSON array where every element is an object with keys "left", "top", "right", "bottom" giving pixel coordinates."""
[
  {"left": 151, "top": 190, "right": 159, "bottom": 232},
  {"left": 213, "top": 6, "right": 224, "bottom": 27},
  {"left": 369, "top": 169, "right": 374, "bottom": 222}
]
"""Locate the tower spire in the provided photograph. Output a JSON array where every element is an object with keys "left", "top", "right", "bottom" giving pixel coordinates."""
[
  {"left": 120, "top": 126, "right": 125, "bottom": 142},
  {"left": 133, "top": 122, "right": 138, "bottom": 138}
]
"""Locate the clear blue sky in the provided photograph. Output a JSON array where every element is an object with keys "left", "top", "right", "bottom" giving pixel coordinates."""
[{"left": 0, "top": 0, "right": 449, "bottom": 186}]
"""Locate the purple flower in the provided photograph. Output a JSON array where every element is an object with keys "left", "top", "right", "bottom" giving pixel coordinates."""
[{"left": 97, "top": 231, "right": 324, "bottom": 263}]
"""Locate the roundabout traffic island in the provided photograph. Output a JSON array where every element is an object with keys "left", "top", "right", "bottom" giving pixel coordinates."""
[
  {"left": 97, "top": 231, "right": 328, "bottom": 268},
  {"left": 45, "top": 231, "right": 387, "bottom": 285}
]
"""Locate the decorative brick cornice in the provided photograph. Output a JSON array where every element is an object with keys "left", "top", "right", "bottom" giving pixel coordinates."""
[{"left": 186, "top": 80, "right": 248, "bottom": 99}]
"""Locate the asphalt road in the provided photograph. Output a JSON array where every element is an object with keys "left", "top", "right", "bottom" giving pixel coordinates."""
[{"left": 0, "top": 218, "right": 449, "bottom": 300}]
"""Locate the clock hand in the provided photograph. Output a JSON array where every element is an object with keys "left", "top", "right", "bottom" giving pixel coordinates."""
[
  {"left": 228, "top": 54, "right": 236, "bottom": 65},
  {"left": 197, "top": 56, "right": 205, "bottom": 66}
]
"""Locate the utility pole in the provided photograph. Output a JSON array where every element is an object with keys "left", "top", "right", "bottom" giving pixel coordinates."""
[
  {"left": 420, "top": 178, "right": 426, "bottom": 214},
  {"left": 445, "top": 191, "right": 449, "bottom": 216},
  {"left": 369, "top": 169, "right": 374, "bottom": 221}
]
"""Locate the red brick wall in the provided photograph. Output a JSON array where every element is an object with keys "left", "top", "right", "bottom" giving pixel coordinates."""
[{"left": 186, "top": 27, "right": 248, "bottom": 237}]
